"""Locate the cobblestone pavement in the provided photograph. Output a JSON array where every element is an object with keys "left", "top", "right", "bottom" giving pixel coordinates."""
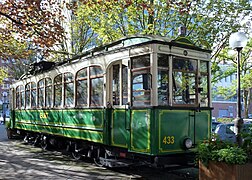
[{"left": 0, "top": 125, "right": 198, "bottom": 180}]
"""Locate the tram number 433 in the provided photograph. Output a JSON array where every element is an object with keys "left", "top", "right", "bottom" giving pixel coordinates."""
[{"left": 162, "top": 136, "right": 175, "bottom": 145}]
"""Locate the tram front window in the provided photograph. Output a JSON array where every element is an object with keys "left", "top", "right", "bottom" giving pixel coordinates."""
[
  {"left": 131, "top": 55, "right": 151, "bottom": 106},
  {"left": 111, "top": 63, "right": 128, "bottom": 106},
  {"left": 158, "top": 54, "right": 169, "bottom": 105},
  {"left": 132, "top": 73, "right": 151, "bottom": 106},
  {"left": 172, "top": 57, "right": 197, "bottom": 105},
  {"left": 200, "top": 61, "right": 209, "bottom": 107}
]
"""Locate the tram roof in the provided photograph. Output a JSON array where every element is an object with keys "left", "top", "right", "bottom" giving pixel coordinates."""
[
  {"left": 91, "top": 34, "right": 211, "bottom": 54},
  {"left": 20, "top": 35, "right": 211, "bottom": 79},
  {"left": 69, "top": 34, "right": 211, "bottom": 61}
]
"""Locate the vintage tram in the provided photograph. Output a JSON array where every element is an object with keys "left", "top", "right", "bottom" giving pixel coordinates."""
[{"left": 8, "top": 35, "right": 212, "bottom": 167}]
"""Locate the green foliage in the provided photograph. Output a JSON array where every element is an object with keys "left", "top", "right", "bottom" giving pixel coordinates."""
[
  {"left": 76, "top": 0, "right": 251, "bottom": 55},
  {"left": 0, "top": 0, "right": 65, "bottom": 60},
  {"left": 196, "top": 138, "right": 248, "bottom": 167},
  {"left": 217, "top": 118, "right": 234, "bottom": 123},
  {"left": 5, "top": 120, "right": 11, "bottom": 129},
  {"left": 241, "top": 124, "right": 252, "bottom": 158},
  {"left": 0, "top": 68, "right": 8, "bottom": 84},
  {"left": 212, "top": 38, "right": 252, "bottom": 117},
  {"left": 216, "top": 147, "right": 247, "bottom": 165}
]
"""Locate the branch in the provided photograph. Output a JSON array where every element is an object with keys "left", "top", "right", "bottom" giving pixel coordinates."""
[{"left": 0, "top": 11, "right": 23, "bottom": 25}]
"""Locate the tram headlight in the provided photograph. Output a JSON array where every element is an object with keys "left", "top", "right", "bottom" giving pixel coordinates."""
[{"left": 184, "top": 138, "right": 193, "bottom": 149}]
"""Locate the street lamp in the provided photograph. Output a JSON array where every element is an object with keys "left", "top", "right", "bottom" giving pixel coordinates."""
[{"left": 229, "top": 32, "right": 248, "bottom": 146}]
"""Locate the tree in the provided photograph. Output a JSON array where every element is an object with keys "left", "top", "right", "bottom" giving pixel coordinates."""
[
  {"left": 212, "top": 38, "right": 252, "bottom": 118},
  {"left": 0, "top": 0, "right": 65, "bottom": 60},
  {"left": 76, "top": 0, "right": 251, "bottom": 58},
  {"left": 47, "top": 1, "right": 98, "bottom": 62},
  {"left": 0, "top": 68, "right": 8, "bottom": 83},
  {"left": 76, "top": 0, "right": 251, "bottom": 117}
]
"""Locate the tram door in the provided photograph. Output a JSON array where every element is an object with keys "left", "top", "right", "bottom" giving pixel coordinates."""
[{"left": 108, "top": 61, "right": 130, "bottom": 149}]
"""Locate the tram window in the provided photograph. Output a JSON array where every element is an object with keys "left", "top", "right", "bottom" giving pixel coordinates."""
[
  {"left": 31, "top": 82, "right": 36, "bottom": 108},
  {"left": 158, "top": 54, "right": 169, "bottom": 105},
  {"left": 20, "top": 86, "right": 25, "bottom": 109},
  {"left": 122, "top": 65, "right": 128, "bottom": 105},
  {"left": 45, "top": 78, "right": 52, "bottom": 107},
  {"left": 112, "top": 64, "right": 120, "bottom": 105},
  {"left": 76, "top": 68, "right": 88, "bottom": 106},
  {"left": 25, "top": 83, "right": 31, "bottom": 108},
  {"left": 64, "top": 72, "right": 74, "bottom": 107},
  {"left": 38, "top": 79, "right": 44, "bottom": 108},
  {"left": 132, "top": 55, "right": 150, "bottom": 68},
  {"left": 91, "top": 77, "right": 103, "bottom": 106},
  {"left": 200, "top": 61, "right": 209, "bottom": 107},
  {"left": 15, "top": 86, "right": 20, "bottom": 109},
  {"left": 90, "top": 66, "right": 103, "bottom": 76},
  {"left": 172, "top": 57, "right": 197, "bottom": 105},
  {"left": 132, "top": 73, "right": 151, "bottom": 106},
  {"left": 131, "top": 55, "right": 151, "bottom": 106},
  {"left": 112, "top": 63, "right": 128, "bottom": 106},
  {"left": 90, "top": 66, "right": 103, "bottom": 106},
  {"left": 54, "top": 74, "right": 62, "bottom": 107}
]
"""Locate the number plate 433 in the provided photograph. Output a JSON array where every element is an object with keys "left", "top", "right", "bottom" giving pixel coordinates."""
[{"left": 162, "top": 136, "right": 175, "bottom": 144}]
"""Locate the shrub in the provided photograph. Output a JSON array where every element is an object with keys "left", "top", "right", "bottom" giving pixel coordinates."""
[{"left": 196, "top": 137, "right": 248, "bottom": 166}]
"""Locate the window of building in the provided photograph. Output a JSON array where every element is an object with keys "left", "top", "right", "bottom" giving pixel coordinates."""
[{"left": 2, "top": 83, "right": 10, "bottom": 89}]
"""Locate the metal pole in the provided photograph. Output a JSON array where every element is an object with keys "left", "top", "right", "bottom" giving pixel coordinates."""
[{"left": 235, "top": 47, "right": 243, "bottom": 147}]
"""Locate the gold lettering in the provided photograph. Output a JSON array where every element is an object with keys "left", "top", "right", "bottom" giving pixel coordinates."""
[{"left": 40, "top": 112, "right": 48, "bottom": 119}]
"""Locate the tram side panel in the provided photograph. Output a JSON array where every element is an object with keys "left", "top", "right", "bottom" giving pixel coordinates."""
[
  {"left": 156, "top": 109, "right": 211, "bottom": 155},
  {"left": 110, "top": 109, "right": 130, "bottom": 149},
  {"left": 127, "top": 108, "right": 211, "bottom": 156},
  {"left": 13, "top": 109, "right": 104, "bottom": 144},
  {"left": 14, "top": 109, "right": 63, "bottom": 136},
  {"left": 61, "top": 109, "right": 104, "bottom": 143},
  {"left": 130, "top": 109, "right": 151, "bottom": 154}
]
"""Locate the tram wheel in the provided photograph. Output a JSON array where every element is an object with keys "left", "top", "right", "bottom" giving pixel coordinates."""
[
  {"left": 40, "top": 135, "right": 48, "bottom": 150},
  {"left": 71, "top": 143, "right": 82, "bottom": 161},
  {"left": 71, "top": 151, "right": 82, "bottom": 160},
  {"left": 33, "top": 135, "right": 40, "bottom": 147},
  {"left": 93, "top": 148, "right": 105, "bottom": 167}
]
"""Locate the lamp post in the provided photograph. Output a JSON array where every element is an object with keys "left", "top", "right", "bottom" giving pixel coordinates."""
[{"left": 229, "top": 32, "right": 248, "bottom": 146}]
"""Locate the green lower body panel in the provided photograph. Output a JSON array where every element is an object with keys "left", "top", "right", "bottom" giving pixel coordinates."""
[
  {"left": 157, "top": 110, "right": 210, "bottom": 155},
  {"left": 131, "top": 109, "right": 151, "bottom": 153},
  {"left": 111, "top": 109, "right": 129, "bottom": 148},
  {"left": 14, "top": 109, "right": 104, "bottom": 143},
  {"left": 12, "top": 108, "right": 211, "bottom": 157},
  {"left": 129, "top": 108, "right": 211, "bottom": 156}
]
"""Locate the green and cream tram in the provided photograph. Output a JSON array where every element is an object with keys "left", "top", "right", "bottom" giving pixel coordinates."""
[{"left": 9, "top": 35, "right": 212, "bottom": 166}]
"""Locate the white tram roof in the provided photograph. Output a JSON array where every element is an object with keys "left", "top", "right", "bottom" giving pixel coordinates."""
[
  {"left": 86, "top": 34, "right": 211, "bottom": 55},
  {"left": 16, "top": 35, "right": 211, "bottom": 81}
]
